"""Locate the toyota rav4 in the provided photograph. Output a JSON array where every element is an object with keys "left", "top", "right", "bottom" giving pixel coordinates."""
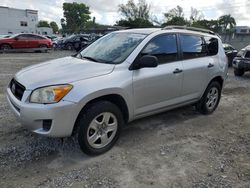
[{"left": 6, "top": 27, "right": 228, "bottom": 155}]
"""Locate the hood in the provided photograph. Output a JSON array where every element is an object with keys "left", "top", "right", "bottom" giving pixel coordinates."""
[{"left": 15, "top": 56, "right": 115, "bottom": 90}]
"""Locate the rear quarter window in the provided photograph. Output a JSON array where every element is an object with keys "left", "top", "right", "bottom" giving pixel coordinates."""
[
  {"left": 204, "top": 36, "right": 218, "bottom": 56},
  {"left": 245, "top": 51, "right": 250, "bottom": 58}
]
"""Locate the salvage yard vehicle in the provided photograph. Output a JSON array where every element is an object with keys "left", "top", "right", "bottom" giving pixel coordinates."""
[
  {"left": 0, "top": 33, "right": 52, "bottom": 52},
  {"left": 223, "top": 43, "right": 237, "bottom": 66},
  {"left": 232, "top": 45, "right": 250, "bottom": 76},
  {"left": 60, "top": 34, "right": 90, "bottom": 50},
  {"left": 6, "top": 26, "right": 228, "bottom": 155}
]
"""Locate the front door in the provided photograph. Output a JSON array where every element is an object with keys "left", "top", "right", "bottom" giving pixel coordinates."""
[{"left": 132, "top": 34, "right": 183, "bottom": 116}]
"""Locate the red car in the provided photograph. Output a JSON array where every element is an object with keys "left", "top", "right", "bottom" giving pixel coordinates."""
[{"left": 0, "top": 33, "right": 53, "bottom": 51}]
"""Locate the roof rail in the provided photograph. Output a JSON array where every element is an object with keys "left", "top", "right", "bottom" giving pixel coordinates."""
[{"left": 162, "top": 25, "right": 215, "bottom": 35}]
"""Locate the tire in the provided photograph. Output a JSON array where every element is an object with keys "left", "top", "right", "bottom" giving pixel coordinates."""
[
  {"left": 66, "top": 44, "right": 73, "bottom": 50},
  {"left": 196, "top": 81, "right": 222, "bottom": 115},
  {"left": 76, "top": 101, "right": 124, "bottom": 155},
  {"left": 234, "top": 68, "right": 244, "bottom": 76},
  {"left": 0, "top": 44, "right": 11, "bottom": 51},
  {"left": 39, "top": 44, "right": 48, "bottom": 53}
]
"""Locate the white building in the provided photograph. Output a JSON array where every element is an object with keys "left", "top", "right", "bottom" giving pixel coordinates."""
[
  {"left": 0, "top": 6, "right": 53, "bottom": 35},
  {"left": 235, "top": 26, "right": 250, "bottom": 34}
]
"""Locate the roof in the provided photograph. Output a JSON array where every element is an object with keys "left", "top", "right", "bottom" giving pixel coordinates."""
[{"left": 115, "top": 27, "right": 218, "bottom": 38}]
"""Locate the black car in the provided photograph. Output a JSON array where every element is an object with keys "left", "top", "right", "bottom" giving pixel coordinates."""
[
  {"left": 223, "top": 43, "right": 238, "bottom": 66},
  {"left": 61, "top": 34, "right": 90, "bottom": 51},
  {"left": 232, "top": 45, "right": 250, "bottom": 76}
]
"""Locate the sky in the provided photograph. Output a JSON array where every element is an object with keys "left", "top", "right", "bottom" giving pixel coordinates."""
[{"left": 1, "top": 0, "right": 250, "bottom": 27}]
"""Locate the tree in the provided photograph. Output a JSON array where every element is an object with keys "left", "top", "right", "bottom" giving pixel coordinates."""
[
  {"left": 218, "top": 14, "right": 236, "bottom": 33},
  {"left": 50, "top": 21, "right": 59, "bottom": 34},
  {"left": 164, "top": 5, "right": 184, "bottom": 22},
  {"left": 191, "top": 19, "right": 221, "bottom": 33},
  {"left": 60, "top": 18, "right": 67, "bottom": 34},
  {"left": 116, "top": 0, "right": 153, "bottom": 28},
  {"left": 119, "top": 0, "right": 150, "bottom": 20},
  {"left": 116, "top": 18, "right": 153, "bottom": 28},
  {"left": 162, "top": 6, "right": 188, "bottom": 26},
  {"left": 190, "top": 7, "right": 204, "bottom": 23},
  {"left": 62, "top": 2, "right": 91, "bottom": 33},
  {"left": 37, "top": 20, "right": 50, "bottom": 27}
]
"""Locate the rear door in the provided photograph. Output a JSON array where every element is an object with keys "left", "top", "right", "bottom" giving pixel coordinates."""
[
  {"left": 26, "top": 34, "right": 38, "bottom": 48},
  {"left": 132, "top": 34, "right": 183, "bottom": 116},
  {"left": 179, "top": 34, "right": 209, "bottom": 100}
]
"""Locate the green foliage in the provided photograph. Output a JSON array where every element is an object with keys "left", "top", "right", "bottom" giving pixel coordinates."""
[
  {"left": 119, "top": 0, "right": 150, "bottom": 20},
  {"left": 218, "top": 14, "right": 236, "bottom": 33},
  {"left": 162, "top": 6, "right": 188, "bottom": 27},
  {"left": 62, "top": 2, "right": 91, "bottom": 33},
  {"left": 116, "top": 18, "right": 153, "bottom": 28},
  {"left": 190, "top": 7, "right": 204, "bottom": 23},
  {"left": 117, "top": 0, "right": 153, "bottom": 28},
  {"left": 164, "top": 5, "right": 184, "bottom": 22},
  {"left": 49, "top": 21, "right": 59, "bottom": 34},
  {"left": 162, "top": 17, "right": 189, "bottom": 27},
  {"left": 37, "top": 20, "right": 50, "bottom": 28},
  {"left": 191, "top": 19, "right": 221, "bottom": 33}
]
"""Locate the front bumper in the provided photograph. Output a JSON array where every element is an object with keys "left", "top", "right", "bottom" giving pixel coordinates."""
[
  {"left": 6, "top": 87, "right": 78, "bottom": 137},
  {"left": 233, "top": 59, "right": 250, "bottom": 71}
]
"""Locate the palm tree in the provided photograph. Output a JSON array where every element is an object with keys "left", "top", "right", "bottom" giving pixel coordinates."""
[{"left": 219, "top": 14, "right": 236, "bottom": 33}]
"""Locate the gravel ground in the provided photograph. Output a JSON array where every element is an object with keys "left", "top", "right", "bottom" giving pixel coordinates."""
[{"left": 0, "top": 51, "right": 250, "bottom": 188}]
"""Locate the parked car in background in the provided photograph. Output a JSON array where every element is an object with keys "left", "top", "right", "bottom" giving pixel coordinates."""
[
  {"left": 0, "top": 34, "right": 11, "bottom": 39},
  {"left": 223, "top": 43, "right": 238, "bottom": 66},
  {"left": 7, "top": 27, "right": 227, "bottom": 155},
  {"left": 232, "top": 45, "right": 250, "bottom": 76},
  {"left": 0, "top": 33, "right": 52, "bottom": 52},
  {"left": 60, "top": 34, "right": 90, "bottom": 51}
]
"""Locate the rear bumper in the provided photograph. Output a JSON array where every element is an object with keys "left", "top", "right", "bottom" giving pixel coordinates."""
[{"left": 6, "top": 87, "right": 78, "bottom": 137}]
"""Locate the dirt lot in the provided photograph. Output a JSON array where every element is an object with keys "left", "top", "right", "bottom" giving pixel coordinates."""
[{"left": 0, "top": 51, "right": 250, "bottom": 188}]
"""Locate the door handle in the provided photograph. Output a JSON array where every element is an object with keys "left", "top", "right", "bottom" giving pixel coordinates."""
[
  {"left": 208, "top": 63, "right": 214, "bottom": 68},
  {"left": 173, "top": 68, "right": 183, "bottom": 74}
]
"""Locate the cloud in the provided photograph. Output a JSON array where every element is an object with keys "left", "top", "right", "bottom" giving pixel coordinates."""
[{"left": 1, "top": 0, "right": 249, "bottom": 27}]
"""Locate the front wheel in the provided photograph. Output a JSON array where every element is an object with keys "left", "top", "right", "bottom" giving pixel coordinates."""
[
  {"left": 196, "top": 81, "right": 222, "bottom": 115},
  {"left": 76, "top": 101, "right": 123, "bottom": 155},
  {"left": 234, "top": 68, "right": 244, "bottom": 76}
]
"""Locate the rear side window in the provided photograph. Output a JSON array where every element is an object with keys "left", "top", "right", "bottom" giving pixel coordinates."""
[
  {"left": 180, "top": 34, "right": 207, "bottom": 60},
  {"left": 204, "top": 37, "right": 218, "bottom": 56},
  {"left": 245, "top": 51, "right": 250, "bottom": 58},
  {"left": 142, "top": 34, "right": 178, "bottom": 64}
]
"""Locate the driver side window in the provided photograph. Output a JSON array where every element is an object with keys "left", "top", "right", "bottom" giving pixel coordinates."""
[{"left": 142, "top": 34, "right": 178, "bottom": 64}]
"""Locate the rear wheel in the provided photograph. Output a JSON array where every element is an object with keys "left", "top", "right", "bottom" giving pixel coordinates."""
[
  {"left": 234, "top": 68, "right": 244, "bottom": 76},
  {"left": 0, "top": 44, "right": 11, "bottom": 52},
  {"left": 196, "top": 81, "right": 222, "bottom": 115},
  {"left": 76, "top": 101, "right": 123, "bottom": 155},
  {"left": 39, "top": 44, "right": 48, "bottom": 53}
]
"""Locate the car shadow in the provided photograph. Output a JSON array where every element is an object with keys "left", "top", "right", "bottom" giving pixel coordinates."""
[{"left": 0, "top": 105, "right": 202, "bottom": 171}]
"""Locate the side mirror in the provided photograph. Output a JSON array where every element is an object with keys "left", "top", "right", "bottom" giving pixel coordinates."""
[
  {"left": 131, "top": 55, "right": 158, "bottom": 70},
  {"left": 14, "top": 37, "right": 18, "bottom": 40}
]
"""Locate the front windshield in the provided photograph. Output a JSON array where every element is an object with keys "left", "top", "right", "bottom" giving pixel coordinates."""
[{"left": 79, "top": 32, "right": 146, "bottom": 64}]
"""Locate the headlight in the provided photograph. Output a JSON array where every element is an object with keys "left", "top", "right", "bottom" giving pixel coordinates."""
[{"left": 30, "top": 84, "right": 73, "bottom": 104}]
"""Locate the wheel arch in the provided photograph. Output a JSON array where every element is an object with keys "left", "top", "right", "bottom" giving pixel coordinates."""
[
  {"left": 72, "top": 93, "right": 130, "bottom": 135},
  {"left": 208, "top": 76, "right": 224, "bottom": 88},
  {"left": 0, "top": 43, "right": 12, "bottom": 49}
]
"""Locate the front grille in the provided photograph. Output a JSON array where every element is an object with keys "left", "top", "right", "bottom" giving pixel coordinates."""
[{"left": 9, "top": 79, "right": 25, "bottom": 101}]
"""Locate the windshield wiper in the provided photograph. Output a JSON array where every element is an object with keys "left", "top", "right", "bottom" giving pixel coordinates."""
[{"left": 82, "top": 56, "right": 99, "bottom": 62}]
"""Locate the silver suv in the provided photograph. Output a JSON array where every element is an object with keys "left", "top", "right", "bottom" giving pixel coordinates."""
[{"left": 7, "top": 27, "right": 228, "bottom": 155}]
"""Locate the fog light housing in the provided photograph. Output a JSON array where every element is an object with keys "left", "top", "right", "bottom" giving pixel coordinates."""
[{"left": 43, "top": 119, "right": 52, "bottom": 131}]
